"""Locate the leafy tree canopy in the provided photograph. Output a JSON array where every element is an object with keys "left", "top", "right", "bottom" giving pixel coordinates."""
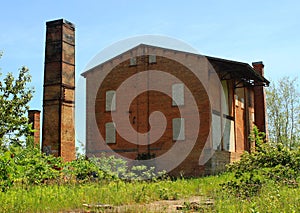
[
  {"left": 266, "top": 76, "right": 300, "bottom": 149},
  {"left": 0, "top": 52, "right": 34, "bottom": 147}
]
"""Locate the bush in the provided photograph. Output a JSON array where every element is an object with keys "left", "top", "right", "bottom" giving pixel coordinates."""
[{"left": 223, "top": 127, "right": 300, "bottom": 198}]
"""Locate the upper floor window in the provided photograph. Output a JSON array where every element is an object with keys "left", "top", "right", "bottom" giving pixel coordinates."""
[
  {"left": 172, "top": 83, "right": 184, "bottom": 106},
  {"left": 106, "top": 90, "right": 116, "bottom": 111},
  {"left": 130, "top": 57, "right": 137, "bottom": 66},
  {"left": 172, "top": 118, "right": 185, "bottom": 141},
  {"left": 149, "top": 55, "right": 156, "bottom": 64}
]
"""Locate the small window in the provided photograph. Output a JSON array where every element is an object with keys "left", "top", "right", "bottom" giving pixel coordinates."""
[
  {"left": 172, "top": 83, "right": 184, "bottom": 106},
  {"left": 149, "top": 55, "right": 156, "bottom": 63},
  {"left": 172, "top": 118, "right": 185, "bottom": 141},
  {"left": 105, "top": 122, "right": 116, "bottom": 144},
  {"left": 106, "top": 90, "right": 116, "bottom": 111},
  {"left": 130, "top": 57, "right": 137, "bottom": 66}
]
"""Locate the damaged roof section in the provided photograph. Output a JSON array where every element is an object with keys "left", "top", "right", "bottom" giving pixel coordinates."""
[{"left": 207, "top": 56, "right": 269, "bottom": 88}]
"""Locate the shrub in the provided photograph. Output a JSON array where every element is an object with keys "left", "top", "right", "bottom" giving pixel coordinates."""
[{"left": 223, "top": 127, "right": 300, "bottom": 198}]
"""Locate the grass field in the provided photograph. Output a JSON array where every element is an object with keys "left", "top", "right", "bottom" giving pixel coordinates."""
[{"left": 1, "top": 172, "right": 300, "bottom": 212}]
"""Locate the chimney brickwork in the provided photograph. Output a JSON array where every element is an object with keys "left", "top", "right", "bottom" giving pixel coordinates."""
[
  {"left": 42, "top": 19, "right": 75, "bottom": 161},
  {"left": 28, "top": 110, "right": 41, "bottom": 147},
  {"left": 252, "top": 61, "right": 267, "bottom": 134}
]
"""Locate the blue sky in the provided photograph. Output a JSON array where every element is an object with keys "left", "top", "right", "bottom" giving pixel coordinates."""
[{"left": 0, "top": 0, "right": 299, "bottom": 146}]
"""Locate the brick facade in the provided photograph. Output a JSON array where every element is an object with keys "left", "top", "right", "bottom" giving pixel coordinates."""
[
  {"left": 28, "top": 110, "right": 41, "bottom": 147},
  {"left": 82, "top": 44, "right": 269, "bottom": 176}
]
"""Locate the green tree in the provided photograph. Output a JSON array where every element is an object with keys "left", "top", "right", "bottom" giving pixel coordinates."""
[
  {"left": 266, "top": 76, "right": 300, "bottom": 149},
  {"left": 0, "top": 53, "right": 34, "bottom": 146}
]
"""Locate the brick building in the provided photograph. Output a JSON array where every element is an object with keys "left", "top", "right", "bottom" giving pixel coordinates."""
[
  {"left": 37, "top": 18, "right": 269, "bottom": 175},
  {"left": 82, "top": 44, "right": 269, "bottom": 176}
]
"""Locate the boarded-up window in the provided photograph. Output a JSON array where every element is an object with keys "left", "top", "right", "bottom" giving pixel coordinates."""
[
  {"left": 105, "top": 122, "right": 116, "bottom": 144},
  {"left": 130, "top": 57, "right": 137, "bottom": 66},
  {"left": 212, "top": 113, "right": 222, "bottom": 150},
  {"left": 106, "top": 90, "right": 116, "bottom": 111},
  {"left": 223, "top": 119, "right": 235, "bottom": 152},
  {"left": 149, "top": 55, "right": 156, "bottom": 63},
  {"left": 172, "top": 83, "right": 184, "bottom": 106},
  {"left": 221, "top": 80, "right": 229, "bottom": 115},
  {"left": 172, "top": 118, "right": 185, "bottom": 141}
]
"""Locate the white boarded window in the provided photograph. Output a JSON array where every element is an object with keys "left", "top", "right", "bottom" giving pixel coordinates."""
[
  {"left": 106, "top": 90, "right": 116, "bottom": 111},
  {"left": 223, "top": 119, "right": 235, "bottom": 152},
  {"left": 212, "top": 113, "right": 222, "bottom": 150},
  {"left": 172, "top": 118, "right": 185, "bottom": 141},
  {"left": 105, "top": 122, "right": 116, "bottom": 144},
  {"left": 172, "top": 83, "right": 184, "bottom": 106},
  {"left": 221, "top": 80, "right": 229, "bottom": 115},
  {"left": 149, "top": 55, "right": 156, "bottom": 63}
]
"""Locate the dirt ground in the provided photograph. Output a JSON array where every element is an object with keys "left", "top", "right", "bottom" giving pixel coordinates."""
[{"left": 67, "top": 196, "right": 214, "bottom": 213}]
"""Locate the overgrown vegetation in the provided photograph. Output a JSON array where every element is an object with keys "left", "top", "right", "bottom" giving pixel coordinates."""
[
  {"left": 1, "top": 128, "right": 300, "bottom": 212},
  {"left": 221, "top": 126, "right": 300, "bottom": 200}
]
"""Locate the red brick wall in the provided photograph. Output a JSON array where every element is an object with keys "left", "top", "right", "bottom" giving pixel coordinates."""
[
  {"left": 93, "top": 55, "right": 210, "bottom": 176},
  {"left": 84, "top": 45, "right": 263, "bottom": 176},
  {"left": 28, "top": 110, "right": 41, "bottom": 147},
  {"left": 252, "top": 62, "right": 267, "bottom": 134},
  {"left": 42, "top": 19, "right": 75, "bottom": 162}
]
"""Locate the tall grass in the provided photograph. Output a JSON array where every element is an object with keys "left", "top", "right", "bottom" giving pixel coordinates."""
[
  {"left": 1, "top": 173, "right": 300, "bottom": 212},
  {"left": 0, "top": 175, "right": 227, "bottom": 212},
  {"left": 214, "top": 180, "right": 300, "bottom": 213}
]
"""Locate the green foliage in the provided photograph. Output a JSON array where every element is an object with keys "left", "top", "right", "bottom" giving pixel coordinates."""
[
  {"left": 0, "top": 148, "right": 168, "bottom": 191},
  {"left": 223, "top": 127, "right": 300, "bottom": 199},
  {"left": 63, "top": 155, "right": 105, "bottom": 183},
  {"left": 90, "top": 154, "right": 128, "bottom": 179},
  {"left": 0, "top": 145, "right": 63, "bottom": 190},
  {"left": 0, "top": 55, "right": 34, "bottom": 146},
  {"left": 0, "top": 150, "right": 15, "bottom": 192},
  {"left": 249, "top": 125, "right": 265, "bottom": 152}
]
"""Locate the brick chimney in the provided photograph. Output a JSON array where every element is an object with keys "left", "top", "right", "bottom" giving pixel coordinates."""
[
  {"left": 252, "top": 61, "right": 267, "bottom": 134},
  {"left": 42, "top": 19, "right": 75, "bottom": 161},
  {"left": 28, "top": 110, "right": 41, "bottom": 147}
]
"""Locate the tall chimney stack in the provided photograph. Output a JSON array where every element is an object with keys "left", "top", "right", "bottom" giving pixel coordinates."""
[
  {"left": 252, "top": 61, "right": 267, "bottom": 134},
  {"left": 42, "top": 19, "right": 75, "bottom": 161}
]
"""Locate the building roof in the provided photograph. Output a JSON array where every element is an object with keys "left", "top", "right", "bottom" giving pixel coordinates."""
[{"left": 81, "top": 44, "right": 269, "bottom": 87}]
